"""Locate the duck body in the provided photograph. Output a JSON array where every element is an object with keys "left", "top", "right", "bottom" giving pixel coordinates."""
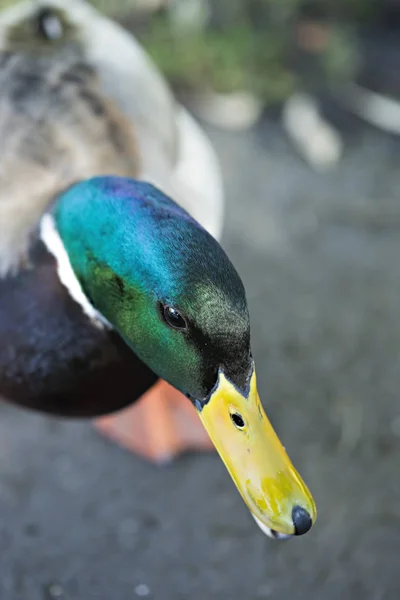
[
  {"left": 0, "top": 1, "right": 316, "bottom": 539},
  {"left": 0, "top": 238, "right": 157, "bottom": 417}
]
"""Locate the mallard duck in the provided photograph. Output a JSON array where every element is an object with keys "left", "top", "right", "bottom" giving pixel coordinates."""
[{"left": 0, "top": 0, "right": 316, "bottom": 539}]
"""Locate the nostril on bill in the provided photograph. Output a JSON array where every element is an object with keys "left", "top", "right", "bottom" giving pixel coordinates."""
[{"left": 292, "top": 505, "right": 312, "bottom": 536}]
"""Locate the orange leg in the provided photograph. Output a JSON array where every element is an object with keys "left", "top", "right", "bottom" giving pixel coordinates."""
[{"left": 93, "top": 379, "right": 214, "bottom": 464}]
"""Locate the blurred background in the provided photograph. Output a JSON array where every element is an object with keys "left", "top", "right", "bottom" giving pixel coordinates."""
[{"left": 1, "top": 0, "right": 400, "bottom": 599}]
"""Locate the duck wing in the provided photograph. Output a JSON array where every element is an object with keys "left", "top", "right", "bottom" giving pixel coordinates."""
[{"left": 0, "top": 49, "right": 140, "bottom": 276}]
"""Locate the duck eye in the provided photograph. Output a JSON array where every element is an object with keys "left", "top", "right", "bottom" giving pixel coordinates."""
[
  {"left": 36, "top": 8, "right": 64, "bottom": 41},
  {"left": 163, "top": 305, "right": 187, "bottom": 330},
  {"left": 231, "top": 412, "right": 245, "bottom": 429}
]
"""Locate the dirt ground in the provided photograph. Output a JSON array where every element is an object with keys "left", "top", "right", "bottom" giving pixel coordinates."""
[{"left": 0, "top": 114, "right": 399, "bottom": 600}]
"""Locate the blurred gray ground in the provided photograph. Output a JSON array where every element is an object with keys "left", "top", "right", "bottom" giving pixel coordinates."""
[{"left": 1, "top": 116, "right": 400, "bottom": 600}]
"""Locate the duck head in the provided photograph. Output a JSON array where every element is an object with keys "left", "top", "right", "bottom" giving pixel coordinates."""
[{"left": 53, "top": 176, "right": 316, "bottom": 539}]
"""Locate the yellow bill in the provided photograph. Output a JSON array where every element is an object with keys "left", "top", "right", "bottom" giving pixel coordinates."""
[{"left": 197, "top": 365, "right": 316, "bottom": 539}]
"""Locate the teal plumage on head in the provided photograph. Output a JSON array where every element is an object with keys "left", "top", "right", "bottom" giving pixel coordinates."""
[{"left": 56, "top": 176, "right": 250, "bottom": 399}]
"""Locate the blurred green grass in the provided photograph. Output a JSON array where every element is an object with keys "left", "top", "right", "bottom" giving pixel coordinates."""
[{"left": 0, "top": 0, "right": 383, "bottom": 103}]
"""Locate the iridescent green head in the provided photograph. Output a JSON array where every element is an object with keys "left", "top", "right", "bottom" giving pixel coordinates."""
[
  {"left": 55, "top": 176, "right": 316, "bottom": 539},
  {"left": 55, "top": 176, "right": 250, "bottom": 401}
]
